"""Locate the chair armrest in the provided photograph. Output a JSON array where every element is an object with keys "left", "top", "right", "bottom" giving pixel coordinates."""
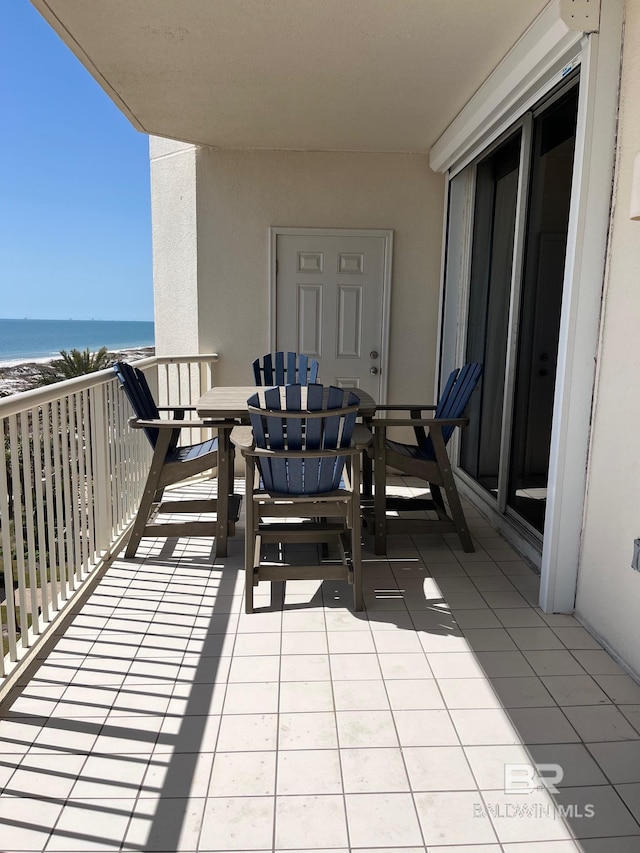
[
  {"left": 232, "top": 424, "right": 372, "bottom": 453},
  {"left": 374, "top": 403, "right": 437, "bottom": 412},
  {"left": 156, "top": 406, "right": 231, "bottom": 422},
  {"left": 230, "top": 425, "right": 255, "bottom": 450},
  {"left": 129, "top": 416, "right": 225, "bottom": 430},
  {"left": 245, "top": 446, "right": 364, "bottom": 459},
  {"left": 371, "top": 416, "right": 469, "bottom": 428},
  {"left": 352, "top": 424, "right": 373, "bottom": 448},
  {"left": 156, "top": 406, "right": 232, "bottom": 423}
]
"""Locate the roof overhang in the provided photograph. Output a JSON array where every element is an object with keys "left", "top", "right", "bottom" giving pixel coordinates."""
[{"left": 30, "top": 0, "right": 555, "bottom": 153}]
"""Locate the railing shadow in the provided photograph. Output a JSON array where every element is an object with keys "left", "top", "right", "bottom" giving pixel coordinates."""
[
  {"left": 1, "top": 504, "right": 639, "bottom": 849},
  {"left": 0, "top": 523, "right": 239, "bottom": 850}
]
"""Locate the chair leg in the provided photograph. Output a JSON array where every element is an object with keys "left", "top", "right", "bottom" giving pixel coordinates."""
[
  {"left": 429, "top": 483, "right": 449, "bottom": 522},
  {"left": 125, "top": 471, "right": 165, "bottom": 558},
  {"left": 431, "top": 428, "right": 474, "bottom": 553},
  {"left": 361, "top": 415, "right": 374, "bottom": 500},
  {"left": 125, "top": 432, "right": 172, "bottom": 558},
  {"left": 373, "top": 425, "right": 388, "bottom": 556},
  {"left": 244, "top": 461, "right": 256, "bottom": 614},
  {"left": 443, "top": 476, "right": 474, "bottom": 552},
  {"left": 125, "top": 489, "right": 156, "bottom": 557}
]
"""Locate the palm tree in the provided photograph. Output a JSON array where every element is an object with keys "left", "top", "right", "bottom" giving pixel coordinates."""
[{"left": 36, "top": 347, "right": 114, "bottom": 385}]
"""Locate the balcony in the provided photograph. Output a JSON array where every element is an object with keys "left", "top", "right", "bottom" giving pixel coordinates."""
[{"left": 1, "top": 358, "right": 640, "bottom": 850}]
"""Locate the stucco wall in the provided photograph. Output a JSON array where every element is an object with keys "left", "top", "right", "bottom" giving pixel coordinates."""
[
  {"left": 576, "top": 1, "right": 640, "bottom": 675},
  {"left": 154, "top": 147, "right": 444, "bottom": 398},
  {"left": 150, "top": 137, "right": 200, "bottom": 354}
]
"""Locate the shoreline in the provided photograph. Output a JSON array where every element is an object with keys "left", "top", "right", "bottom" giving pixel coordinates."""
[
  {"left": 0, "top": 355, "right": 70, "bottom": 368},
  {"left": 0, "top": 346, "right": 155, "bottom": 397}
]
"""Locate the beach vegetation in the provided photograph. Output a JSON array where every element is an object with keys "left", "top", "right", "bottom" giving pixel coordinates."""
[{"left": 36, "top": 346, "right": 114, "bottom": 385}]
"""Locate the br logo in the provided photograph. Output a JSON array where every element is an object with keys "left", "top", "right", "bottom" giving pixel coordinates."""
[{"left": 504, "top": 763, "right": 564, "bottom": 794}]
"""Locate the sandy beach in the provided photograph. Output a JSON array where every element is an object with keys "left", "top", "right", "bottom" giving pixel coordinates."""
[{"left": 0, "top": 346, "right": 155, "bottom": 397}]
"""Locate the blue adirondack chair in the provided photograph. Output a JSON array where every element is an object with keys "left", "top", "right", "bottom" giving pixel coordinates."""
[
  {"left": 233, "top": 383, "right": 368, "bottom": 613},
  {"left": 252, "top": 351, "right": 319, "bottom": 386},
  {"left": 114, "top": 362, "right": 240, "bottom": 557},
  {"left": 370, "top": 362, "right": 483, "bottom": 554}
]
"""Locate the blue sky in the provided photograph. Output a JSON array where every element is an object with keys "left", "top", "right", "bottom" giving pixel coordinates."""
[{"left": 0, "top": 2, "right": 153, "bottom": 321}]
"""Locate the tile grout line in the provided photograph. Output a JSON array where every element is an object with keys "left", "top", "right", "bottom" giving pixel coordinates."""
[{"left": 324, "top": 576, "right": 353, "bottom": 853}]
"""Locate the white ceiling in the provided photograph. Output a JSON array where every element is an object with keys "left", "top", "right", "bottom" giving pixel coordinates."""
[{"left": 32, "top": 0, "right": 551, "bottom": 152}]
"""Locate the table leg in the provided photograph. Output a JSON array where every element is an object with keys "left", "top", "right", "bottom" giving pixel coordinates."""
[
  {"left": 216, "top": 425, "right": 232, "bottom": 557},
  {"left": 374, "top": 424, "right": 387, "bottom": 555},
  {"left": 362, "top": 415, "right": 374, "bottom": 499}
]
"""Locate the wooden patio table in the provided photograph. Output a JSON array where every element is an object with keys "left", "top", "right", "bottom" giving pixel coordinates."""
[{"left": 196, "top": 385, "right": 376, "bottom": 556}]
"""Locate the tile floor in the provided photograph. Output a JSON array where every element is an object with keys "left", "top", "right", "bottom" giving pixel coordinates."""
[{"left": 1, "top": 477, "right": 640, "bottom": 851}]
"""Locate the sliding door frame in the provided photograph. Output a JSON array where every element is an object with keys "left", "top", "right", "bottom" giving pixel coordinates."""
[{"left": 432, "top": 0, "right": 624, "bottom": 612}]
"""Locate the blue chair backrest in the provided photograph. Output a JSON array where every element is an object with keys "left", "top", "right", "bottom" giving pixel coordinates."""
[
  {"left": 252, "top": 351, "right": 320, "bottom": 386},
  {"left": 113, "top": 361, "right": 161, "bottom": 449},
  {"left": 413, "top": 363, "right": 483, "bottom": 458},
  {"left": 247, "top": 383, "right": 359, "bottom": 495}
]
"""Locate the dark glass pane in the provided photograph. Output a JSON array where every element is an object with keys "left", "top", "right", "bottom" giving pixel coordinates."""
[
  {"left": 507, "top": 86, "right": 579, "bottom": 532},
  {"left": 460, "top": 133, "right": 521, "bottom": 494}
]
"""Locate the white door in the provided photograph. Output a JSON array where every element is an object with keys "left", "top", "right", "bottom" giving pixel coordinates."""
[{"left": 273, "top": 229, "right": 392, "bottom": 400}]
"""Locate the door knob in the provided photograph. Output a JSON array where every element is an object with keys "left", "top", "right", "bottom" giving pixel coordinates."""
[{"left": 370, "top": 366, "right": 379, "bottom": 375}]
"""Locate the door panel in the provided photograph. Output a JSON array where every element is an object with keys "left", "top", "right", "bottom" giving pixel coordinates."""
[
  {"left": 440, "top": 169, "right": 474, "bottom": 384},
  {"left": 337, "top": 286, "right": 362, "bottom": 358},
  {"left": 460, "top": 132, "right": 522, "bottom": 493},
  {"left": 451, "top": 76, "right": 579, "bottom": 542},
  {"left": 297, "top": 285, "right": 322, "bottom": 355},
  {"left": 507, "top": 87, "right": 578, "bottom": 532},
  {"left": 276, "top": 232, "right": 388, "bottom": 398}
]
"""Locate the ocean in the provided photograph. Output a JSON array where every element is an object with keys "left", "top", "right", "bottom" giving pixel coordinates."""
[{"left": 0, "top": 318, "right": 155, "bottom": 365}]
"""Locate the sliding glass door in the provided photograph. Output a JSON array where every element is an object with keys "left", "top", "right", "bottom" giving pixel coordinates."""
[
  {"left": 455, "top": 78, "right": 579, "bottom": 540},
  {"left": 461, "top": 132, "right": 522, "bottom": 496}
]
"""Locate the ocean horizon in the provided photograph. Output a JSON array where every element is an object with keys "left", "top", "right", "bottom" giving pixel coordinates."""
[{"left": 0, "top": 318, "right": 155, "bottom": 365}]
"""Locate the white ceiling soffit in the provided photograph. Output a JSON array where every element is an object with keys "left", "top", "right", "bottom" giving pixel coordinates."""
[
  {"left": 430, "top": 0, "right": 585, "bottom": 173},
  {"left": 32, "top": 0, "right": 551, "bottom": 153}
]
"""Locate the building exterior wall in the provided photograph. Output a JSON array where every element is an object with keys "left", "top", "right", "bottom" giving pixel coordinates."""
[
  {"left": 153, "top": 146, "right": 445, "bottom": 398},
  {"left": 150, "top": 137, "right": 200, "bottom": 354},
  {"left": 576, "top": 0, "right": 640, "bottom": 675}
]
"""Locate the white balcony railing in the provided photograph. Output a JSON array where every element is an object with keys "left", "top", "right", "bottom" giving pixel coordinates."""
[{"left": 0, "top": 354, "right": 219, "bottom": 689}]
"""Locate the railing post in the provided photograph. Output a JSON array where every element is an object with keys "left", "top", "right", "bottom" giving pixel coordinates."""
[
  {"left": 91, "top": 384, "right": 112, "bottom": 557},
  {"left": 0, "top": 416, "right": 18, "bottom": 666}
]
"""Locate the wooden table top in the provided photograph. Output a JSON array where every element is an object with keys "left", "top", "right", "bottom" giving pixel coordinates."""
[{"left": 197, "top": 385, "right": 377, "bottom": 420}]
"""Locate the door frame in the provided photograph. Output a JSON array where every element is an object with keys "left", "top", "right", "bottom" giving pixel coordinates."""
[
  {"left": 431, "top": 0, "right": 623, "bottom": 613},
  {"left": 269, "top": 226, "right": 394, "bottom": 403}
]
